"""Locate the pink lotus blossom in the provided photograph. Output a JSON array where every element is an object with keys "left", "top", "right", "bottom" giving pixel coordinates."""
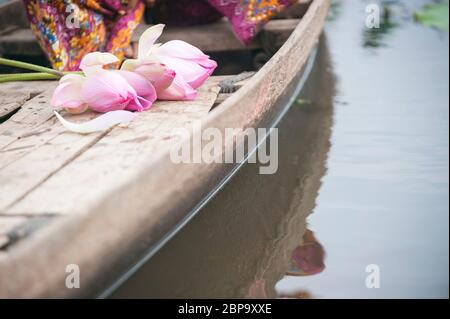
[
  {"left": 51, "top": 74, "right": 88, "bottom": 114},
  {"left": 115, "top": 70, "right": 157, "bottom": 112},
  {"left": 123, "top": 61, "right": 176, "bottom": 94},
  {"left": 52, "top": 52, "right": 157, "bottom": 113},
  {"left": 121, "top": 24, "right": 217, "bottom": 100},
  {"left": 81, "top": 69, "right": 141, "bottom": 113}
]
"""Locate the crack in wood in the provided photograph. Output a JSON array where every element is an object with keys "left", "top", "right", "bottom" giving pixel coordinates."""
[{"left": 0, "top": 215, "right": 56, "bottom": 250}]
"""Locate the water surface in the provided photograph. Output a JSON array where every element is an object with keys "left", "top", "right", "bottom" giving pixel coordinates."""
[
  {"left": 277, "top": 0, "right": 449, "bottom": 299},
  {"left": 113, "top": 0, "right": 449, "bottom": 299}
]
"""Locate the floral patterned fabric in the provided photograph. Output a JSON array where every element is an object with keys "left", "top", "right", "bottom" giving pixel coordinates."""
[
  {"left": 23, "top": 0, "right": 144, "bottom": 71},
  {"left": 206, "top": 0, "right": 296, "bottom": 44},
  {"left": 23, "top": 0, "right": 295, "bottom": 71}
]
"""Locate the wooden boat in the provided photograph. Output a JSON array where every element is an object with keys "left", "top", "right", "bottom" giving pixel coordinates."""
[
  {"left": 113, "top": 37, "right": 335, "bottom": 298},
  {"left": 0, "top": 0, "right": 331, "bottom": 298}
]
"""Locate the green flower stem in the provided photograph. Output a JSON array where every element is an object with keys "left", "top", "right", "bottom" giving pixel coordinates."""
[
  {"left": 0, "top": 73, "right": 60, "bottom": 83},
  {"left": 0, "top": 58, "right": 64, "bottom": 76},
  {"left": 63, "top": 71, "right": 84, "bottom": 76}
]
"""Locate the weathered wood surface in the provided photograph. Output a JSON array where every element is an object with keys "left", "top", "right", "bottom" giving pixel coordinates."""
[
  {"left": 141, "top": 19, "right": 304, "bottom": 54},
  {"left": 0, "top": 83, "right": 57, "bottom": 148},
  {"left": 0, "top": 77, "right": 221, "bottom": 214},
  {"left": 0, "top": 82, "right": 56, "bottom": 115},
  {"left": 134, "top": 19, "right": 260, "bottom": 52},
  {"left": 0, "top": 215, "right": 55, "bottom": 252},
  {"left": 0, "top": 0, "right": 330, "bottom": 298},
  {"left": 0, "top": 216, "right": 26, "bottom": 250}
]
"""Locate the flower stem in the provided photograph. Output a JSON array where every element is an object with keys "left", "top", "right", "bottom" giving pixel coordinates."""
[
  {"left": 0, "top": 73, "right": 60, "bottom": 83},
  {"left": 63, "top": 71, "right": 84, "bottom": 76},
  {"left": 0, "top": 58, "right": 64, "bottom": 76}
]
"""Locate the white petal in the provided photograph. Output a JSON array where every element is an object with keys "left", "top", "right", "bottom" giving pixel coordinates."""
[
  {"left": 138, "top": 24, "right": 165, "bottom": 60},
  {"left": 54, "top": 111, "right": 137, "bottom": 134},
  {"left": 59, "top": 73, "right": 85, "bottom": 84},
  {"left": 120, "top": 59, "right": 140, "bottom": 71},
  {"left": 80, "top": 52, "right": 119, "bottom": 71}
]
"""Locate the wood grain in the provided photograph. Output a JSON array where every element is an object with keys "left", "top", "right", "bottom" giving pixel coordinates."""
[
  {"left": 0, "top": 78, "right": 220, "bottom": 215},
  {"left": 0, "top": 216, "right": 25, "bottom": 250},
  {"left": 6, "top": 79, "right": 220, "bottom": 215},
  {"left": 0, "top": 84, "right": 57, "bottom": 149},
  {"left": 0, "top": 81, "right": 56, "bottom": 120}
]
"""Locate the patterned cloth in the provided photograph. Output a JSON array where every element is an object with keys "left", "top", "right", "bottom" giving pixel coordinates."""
[
  {"left": 206, "top": 0, "right": 296, "bottom": 44},
  {"left": 23, "top": 0, "right": 295, "bottom": 71},
  {"left": 23, "top": 0, "right": 144, "bottom": 71}
]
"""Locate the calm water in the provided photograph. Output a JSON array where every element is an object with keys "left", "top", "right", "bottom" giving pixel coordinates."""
[{"left": 112, "top": 0, "right": 449, "bottom": 299}]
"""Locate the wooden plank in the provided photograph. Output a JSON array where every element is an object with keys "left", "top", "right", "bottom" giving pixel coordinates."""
[
  {"left": 0, "top": 91, "right": 29, "bottom": 120},
  {"left": 0, "top": 216, "right": 25, "bottom": 233},
  {"left": 214, "top": 93, "right": 233, "bottom": 107},
  {"left": 0, "top": 81, "right": 55, "bottom": 93},
  {"left": 0, "top": 81, "right": 111, "bottom": 212},
  {"left": 0, "top": 215, "right": 55, "bottom": 251},
  {"left": 0, "top": 84, "right": 58, "bottom": 149},
  {"left": 2, "top": 77, "right": 220, "bottom": 215},
  {"left": 0, "top": 81, "right": 56, "bottom": 121},
  {"left": 136, "top": 20, "right": 299, "bottom": 53},
  {"left": 0, "top": 216, "right": 26, "bottom": 250},
  {"left": 133, "top": 19, "right": 259, "bottom": 52},
  {"left": 0, "top": 116, "right": 109, "bottom": 213}
]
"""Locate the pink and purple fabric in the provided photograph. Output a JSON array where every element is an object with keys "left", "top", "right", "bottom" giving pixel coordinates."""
[{"left": 207, "top": 0, "right": 295, "bottom": 44}]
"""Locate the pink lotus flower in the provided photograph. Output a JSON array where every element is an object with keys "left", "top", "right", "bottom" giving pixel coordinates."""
[
  {"left": 52, "top": 52, "right": 157, "bottom": 113},
  {"left": 51, "top": 74, "right": 88, "bottom": 114},
  {"left": 81, "top": 69, "right": 144, "bottom": 113},
  {"left": 121, "top": 24, "right": 217, "bottom": 100},
  {"left": 123, "top": 61, "right": 176, "bottom": 95},
  {"left": 116, "top": 70, "right": 157, "bottom": 112}
]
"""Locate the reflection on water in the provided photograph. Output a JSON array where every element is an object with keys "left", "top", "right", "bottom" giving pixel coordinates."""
[
  {"left": 287, "top": 230, "right": 326, "bottom": 277},
  {"left": 112, "top": 36, "right": 336, "bottom": 299},
  {"left": 277, "top": 0, "right": 449, "bottom": 298},
  {"left": 113, "top": 0, "right": 449, "bottom": 299}
]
